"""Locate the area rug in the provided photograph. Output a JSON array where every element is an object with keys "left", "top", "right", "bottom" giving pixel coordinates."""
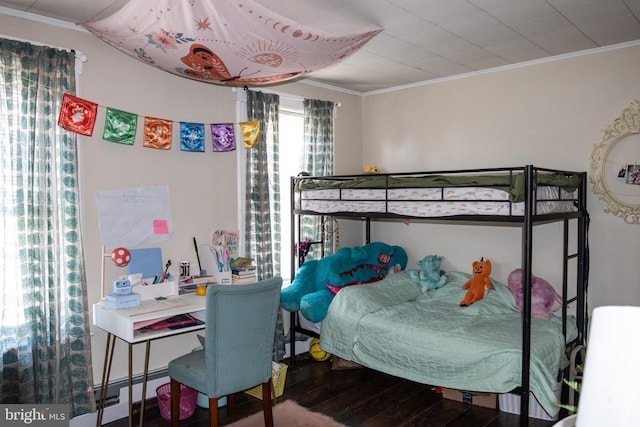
[{"left": 226, "top": 400, "right": 347, "bottom": 427}]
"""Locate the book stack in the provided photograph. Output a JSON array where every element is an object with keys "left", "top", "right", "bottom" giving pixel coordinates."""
[
  {"left": 232, "top": 268, "right": 257, "bottom": 284},
  {"left": 230, "top": 257, "right": 257, "bottom": 284}
]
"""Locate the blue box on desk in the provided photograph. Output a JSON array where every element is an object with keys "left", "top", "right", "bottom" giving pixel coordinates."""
[{"left": 105, "top": 292, "right": 141, "bottom": 309}]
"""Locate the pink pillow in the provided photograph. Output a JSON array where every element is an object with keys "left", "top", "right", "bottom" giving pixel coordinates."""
[{"left": 507, "top": 268, "right": 562, "bottom": 320}]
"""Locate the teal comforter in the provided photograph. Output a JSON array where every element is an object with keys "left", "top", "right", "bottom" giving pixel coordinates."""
[{"left": 320, "top": 270, "right": 576, "bottom": 417}]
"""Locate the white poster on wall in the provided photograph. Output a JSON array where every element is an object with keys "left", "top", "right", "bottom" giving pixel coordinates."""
[{"left": 96, "top": 185, "right": 173, "bottom": 249}]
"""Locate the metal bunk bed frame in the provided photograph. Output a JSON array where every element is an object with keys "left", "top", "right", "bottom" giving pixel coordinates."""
[{"left": 287, "top": 165, "right": 589, "bottom": 427}]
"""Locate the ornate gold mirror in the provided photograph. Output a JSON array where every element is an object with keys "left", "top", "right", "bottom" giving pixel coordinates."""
[{"left": 590, "top": 100, "right": 640, "bottom": 224}]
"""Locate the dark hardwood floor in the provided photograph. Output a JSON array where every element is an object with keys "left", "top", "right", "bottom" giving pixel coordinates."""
[{"left": 105, "top": 354, "right": 565, "bottom": 427}]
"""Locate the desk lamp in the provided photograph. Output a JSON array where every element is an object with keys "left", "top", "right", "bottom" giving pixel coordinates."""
[{"left": 564, "top": 305, "right": 640, "bottom": 427}]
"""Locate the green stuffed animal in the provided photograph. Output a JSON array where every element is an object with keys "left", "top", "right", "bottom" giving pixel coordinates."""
[{"left": 409, "top": 254, "right": 447, "bottom": 296}]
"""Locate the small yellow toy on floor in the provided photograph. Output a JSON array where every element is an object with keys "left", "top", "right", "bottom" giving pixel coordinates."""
[{"left": 309, "top": 338, "right": 330, "bottom": 361}]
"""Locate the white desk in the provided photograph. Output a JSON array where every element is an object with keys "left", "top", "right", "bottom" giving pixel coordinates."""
[{"left": 93, "top": 294, "right": 206, "bottom": 427}]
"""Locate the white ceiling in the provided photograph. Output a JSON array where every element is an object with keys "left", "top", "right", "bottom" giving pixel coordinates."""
[{"left": 1, "top": 0, "right": 640, "bottom": 93}]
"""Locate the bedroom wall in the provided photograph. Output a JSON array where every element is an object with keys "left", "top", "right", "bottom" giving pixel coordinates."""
[
  {"left": 0, "top": 13, "right": 364, "bottom": 385},
  {"left": 361, "top": 43, "right": 640, "bottom": 312}
]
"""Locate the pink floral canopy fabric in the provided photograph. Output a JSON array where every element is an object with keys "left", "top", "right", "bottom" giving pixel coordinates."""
[{"left": 81, "top": 0, "right": 381, "bottom": 86}]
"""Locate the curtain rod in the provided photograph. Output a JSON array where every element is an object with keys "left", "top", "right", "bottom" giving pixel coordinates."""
[
  {"left": 0, "top": 33, "right": 87, "bottom": 62},
  {"left": 231, "top": 86, "right": 341, "bottom": 107}
]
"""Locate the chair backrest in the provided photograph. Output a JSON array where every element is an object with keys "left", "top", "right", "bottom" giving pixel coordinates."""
[{"left": 204, "top": 276, "right": 282, "bottom": 397}]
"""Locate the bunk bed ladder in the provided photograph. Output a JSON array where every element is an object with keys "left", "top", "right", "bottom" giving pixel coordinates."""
[
  {"left": 563, "top": 171, "right": 589, "bottom": 345},
  {"left": 521, "top": 167, "right": 589, "bottom": 426},
  {"left": 562, "top": 215, "right": 587, "bottom": 343}
]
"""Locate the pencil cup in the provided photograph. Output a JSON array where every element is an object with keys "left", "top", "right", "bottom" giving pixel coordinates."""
[
  {"left": 180, "top": 261, "right": 190, "bottom": 278},
  {"left": 135, "top": 278, "right": 179, "bottom": 300}
]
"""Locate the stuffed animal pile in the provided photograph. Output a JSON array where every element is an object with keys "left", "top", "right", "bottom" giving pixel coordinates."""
[
  {"left": 409, "top": 254, "right": 447, "bottom": 296},
  {"left": 280, "top": 242, "right": 408, "bottom": 323},
  {"left": 507, "top": 268, "right": 562, "bottom": 319},
  {"left": 460, "top": 258, "right": 493, "bottom": 306}
]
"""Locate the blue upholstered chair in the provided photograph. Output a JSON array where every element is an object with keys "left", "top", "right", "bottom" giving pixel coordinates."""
[{"left": 167, "top": 277, "right": 283, "bottom": 427}]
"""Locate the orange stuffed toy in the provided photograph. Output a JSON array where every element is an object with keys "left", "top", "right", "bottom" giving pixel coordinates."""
[{"left": 460, "top": 258, "right": 493, "bottom": 306}]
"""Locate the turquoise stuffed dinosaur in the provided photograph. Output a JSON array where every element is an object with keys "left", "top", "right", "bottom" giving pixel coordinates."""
[
  {"left": 409, "top": 254, "right": 447, "bottom": 296},
  {"left": 280, "top": 242, "right": 408, "bottom": 323}
]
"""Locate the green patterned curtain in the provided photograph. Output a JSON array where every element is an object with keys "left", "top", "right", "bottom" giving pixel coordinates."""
[
  {"left": 0, "top": 39, "right": 95, "bottom": 417},
  {"left": 302, "top": 99, "right": 335, "bottom": 258},
  {"left": 245, "top": 90, "right": 286, "bottom": 361}
]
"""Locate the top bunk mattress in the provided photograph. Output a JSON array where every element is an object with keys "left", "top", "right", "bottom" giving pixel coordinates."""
[{"left": 294, "top": 168, "right": 583, "bottom": 218}]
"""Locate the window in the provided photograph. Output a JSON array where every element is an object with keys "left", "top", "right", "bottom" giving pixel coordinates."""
[
  {"left": 237, "top": 91, "right": 334, "bottom": 285},
  {"left": 241, "top": 91, "right": 334, "bottom": 361},
  {"left": 278, "top": 101, "right": 304, "bottom": 283}
]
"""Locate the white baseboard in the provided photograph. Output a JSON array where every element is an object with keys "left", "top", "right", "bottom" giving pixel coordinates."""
[{"left": 71, "top": 376, "right": 170, "bottom": 426}]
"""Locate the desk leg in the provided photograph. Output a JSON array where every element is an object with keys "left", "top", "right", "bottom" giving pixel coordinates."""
[
  {"left": 101, "top": 338, "right": 149, "bottom": 427},
  {"left": 128, "top": 343, "right": 133, "bottom": 427},
  {"left": 97, "top": 333, "right": 116, "bottom": 427},
  {"left": 139, "top": 340, "right": 151, "bottom": 427}
]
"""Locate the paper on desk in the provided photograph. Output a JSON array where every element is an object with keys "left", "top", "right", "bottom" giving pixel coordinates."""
[
  {"left": 109, "top": 298, "right": 188, "bottom": 317},
  {"left": 133, "top": 318, "right": 170, "bottom": 330},
  {"left": 189, "top": 310, "right": 206, "bottom": 322}
]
